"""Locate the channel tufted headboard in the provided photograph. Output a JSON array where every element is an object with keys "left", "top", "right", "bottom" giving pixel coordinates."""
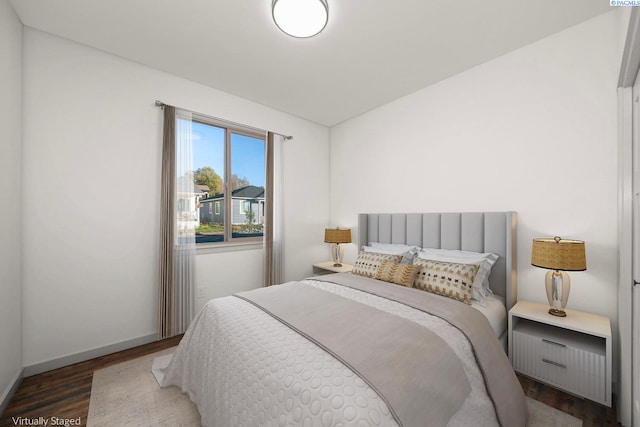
[{"left": 358, "top": 212, "right": 517, "bottom": 310}]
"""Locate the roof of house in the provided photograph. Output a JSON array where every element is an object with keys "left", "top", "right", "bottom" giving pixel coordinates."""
[
  {"left": 196, "top": 184, "right": 210, "bottom": 194},
  {"left": 205, "top": 185, "right": 265, "bottom": 200},
  {"left": 233, "top": 185, "right": 264, "bottom": 198},
  {"left": 177, "top": 176, "right": 210, "bottom": 195}
]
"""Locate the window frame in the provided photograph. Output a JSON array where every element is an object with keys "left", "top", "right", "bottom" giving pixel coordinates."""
[{"left": 192, "top": 113, "right": 266, "bottom": 251}]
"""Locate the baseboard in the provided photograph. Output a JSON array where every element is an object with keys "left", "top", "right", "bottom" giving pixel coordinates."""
[
  {"left": 23, "top": 333, "right": 157, "bottom": 377},
  {"left": 0, "top": 368, "right": 24, "bottom": 417}
]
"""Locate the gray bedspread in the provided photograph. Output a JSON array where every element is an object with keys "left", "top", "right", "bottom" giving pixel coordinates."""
[
  {"left": 236, "top": 282, "right": 472, "bottom": 427},
  {"left": 318, "top": 273, "right": 528, "bottom": 427}
]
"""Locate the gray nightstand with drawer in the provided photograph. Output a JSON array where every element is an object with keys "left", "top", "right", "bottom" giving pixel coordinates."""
[{"left": 508, "top": 300, "right": 611, "bottom": 407}]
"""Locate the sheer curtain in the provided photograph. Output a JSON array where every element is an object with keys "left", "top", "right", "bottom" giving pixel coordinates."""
[
  {"left": 263, "top": 132, "right": 284, "bottom": 286},
  {"left": 158, "top": 107, "right": 196, "bottom": 339}
]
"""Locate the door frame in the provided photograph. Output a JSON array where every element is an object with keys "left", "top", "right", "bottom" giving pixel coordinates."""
[
  {"left": 618, "top": 8, "right": 640, "bottom": 427},
  {"left": 632, "top": 79, "right": 640, "bottom": 427}
]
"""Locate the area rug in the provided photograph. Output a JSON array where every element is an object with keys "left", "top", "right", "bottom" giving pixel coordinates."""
[
  {"left": 87, "top": 348, "right": 200, "bottom": 427},
  {"left": 87, "top": 348, "right": 582, "bottom": 427}
]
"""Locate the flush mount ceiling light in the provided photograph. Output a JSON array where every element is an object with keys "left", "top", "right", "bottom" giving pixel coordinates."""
[{"left": 272, "top": 0, "right": 329, "bottom": 38}]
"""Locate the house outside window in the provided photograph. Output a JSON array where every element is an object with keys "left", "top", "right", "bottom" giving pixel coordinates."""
[{"left": 188, "top": 115, "right": 265, "bottom": 245}]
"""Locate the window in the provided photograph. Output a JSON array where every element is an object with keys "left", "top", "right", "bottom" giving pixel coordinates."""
[
  {"left": 239, "top": 200, "right": 250, "bottom": 214},
  {"left": 188, "top": 115, "right": 265, "bottom": 245}
]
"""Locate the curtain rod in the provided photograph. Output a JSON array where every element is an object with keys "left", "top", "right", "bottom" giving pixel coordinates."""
[{"left": 155, "top": 100, "right": 293, "bottom": 140}]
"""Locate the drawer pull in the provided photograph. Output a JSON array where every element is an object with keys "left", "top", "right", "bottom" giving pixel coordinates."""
[
  {"left": 542, "top": 358, "right": 567, "bottom": 369},
  {"left": 542, "top": 338, "right": 567, "bottom": 348}
]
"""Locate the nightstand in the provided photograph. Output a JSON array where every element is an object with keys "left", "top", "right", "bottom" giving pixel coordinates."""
[
  {"left": 508, "top": 300, "right": 611, "bottom": 407},
  {"left": 312, "top": 261, "right": 353, "bottom": 275}
]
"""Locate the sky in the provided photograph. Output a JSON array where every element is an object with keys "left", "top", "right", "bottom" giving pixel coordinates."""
[{"left": 190, "top": 120, "right": 265, "bottom": 187}]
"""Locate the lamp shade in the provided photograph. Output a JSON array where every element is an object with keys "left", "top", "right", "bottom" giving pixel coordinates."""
[
  {"left": 324, "top": 228, "right": 351, "bottom": 244},
  {"left": 531, "top": 237, "right": 586, "bottom": 271},
  {"left": 272, "top": 0, "right": 328, "bottom": 38}
]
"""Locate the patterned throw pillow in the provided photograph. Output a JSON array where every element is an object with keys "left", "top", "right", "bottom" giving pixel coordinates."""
[
  {"left": 375, "top": 259, "right": 419, "bottom": 287},
  {"left": 352, "top": 251, "right": 403, "bottom": 278},
  {"left": 413, "top": 258, "right": 479, "bottom": 304}
]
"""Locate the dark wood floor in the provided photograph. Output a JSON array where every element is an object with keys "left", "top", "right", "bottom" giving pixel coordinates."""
[
  {"left": 0, "top": 336, "right": 620, "bottom": 427},
  {"left": 518, "top": 375, "right": 620, "bottom": 427}
]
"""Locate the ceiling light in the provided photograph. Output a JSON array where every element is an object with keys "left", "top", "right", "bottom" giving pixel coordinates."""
[{"left": 272, "top": 0, "right": 329, "bottom": 38}]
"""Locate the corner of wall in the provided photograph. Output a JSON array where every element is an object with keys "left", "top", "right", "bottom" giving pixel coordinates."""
[{"left": 0, "top": 0, "right": 24, "bottom": 415}]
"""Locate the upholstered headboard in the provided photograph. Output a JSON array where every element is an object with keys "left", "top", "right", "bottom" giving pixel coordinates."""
[{"left": 358, "top": 212, "right": 517, "bottom": 310}]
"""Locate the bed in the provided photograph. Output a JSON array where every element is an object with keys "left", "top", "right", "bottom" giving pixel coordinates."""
[{"left": 154, "top": 212, "right": 527, "bottom": 427}]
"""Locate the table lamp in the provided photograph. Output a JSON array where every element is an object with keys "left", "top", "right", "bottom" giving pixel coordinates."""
[
  {"left": 531, "top": 236, "right": 586, "bottom": 317},
  {"left": 324, "top": 228, "right": 351, "bottom": 267}
]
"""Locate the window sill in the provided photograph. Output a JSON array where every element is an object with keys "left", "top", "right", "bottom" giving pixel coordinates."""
[{"left": 196, "top": 241, "right": 263, "bottom": 255}]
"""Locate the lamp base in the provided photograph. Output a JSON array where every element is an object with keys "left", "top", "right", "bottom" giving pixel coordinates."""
[
  {"left": 331, "top": 243, "right": 344, "bottom": 268},
  {"left": 545, "top": 270, "right": 571, "bottom": 317},
  {"left": 548, "top": 308, "right": 567, "bottom": 317}
]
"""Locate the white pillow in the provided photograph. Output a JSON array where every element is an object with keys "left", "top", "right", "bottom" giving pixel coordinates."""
[
  {"left": 366, "top": 243, "right": 419, "bottom": 264},
  {"left": 416, "top": 248, "right": 498, "bottom": 304},
  {"left": 363, "top": 245, "right": 407, "bottom": 255},
  {"left": 369, "top": 242, "right": 419, "bottom": 253}
]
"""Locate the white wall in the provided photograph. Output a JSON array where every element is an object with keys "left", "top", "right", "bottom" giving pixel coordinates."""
[
  {"left": 331, "top": 9, "right": 622, "bottom": 369},
  {"left": 22, "top": 28, "right": 329, "bottom": 367},
  {"left": 0, "top": 0, "right": 23, "bottom": 407}
]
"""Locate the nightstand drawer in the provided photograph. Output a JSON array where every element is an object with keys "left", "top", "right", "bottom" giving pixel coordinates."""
[{"left": 512, "top": 324, "right": 606, "bottom": 403}]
